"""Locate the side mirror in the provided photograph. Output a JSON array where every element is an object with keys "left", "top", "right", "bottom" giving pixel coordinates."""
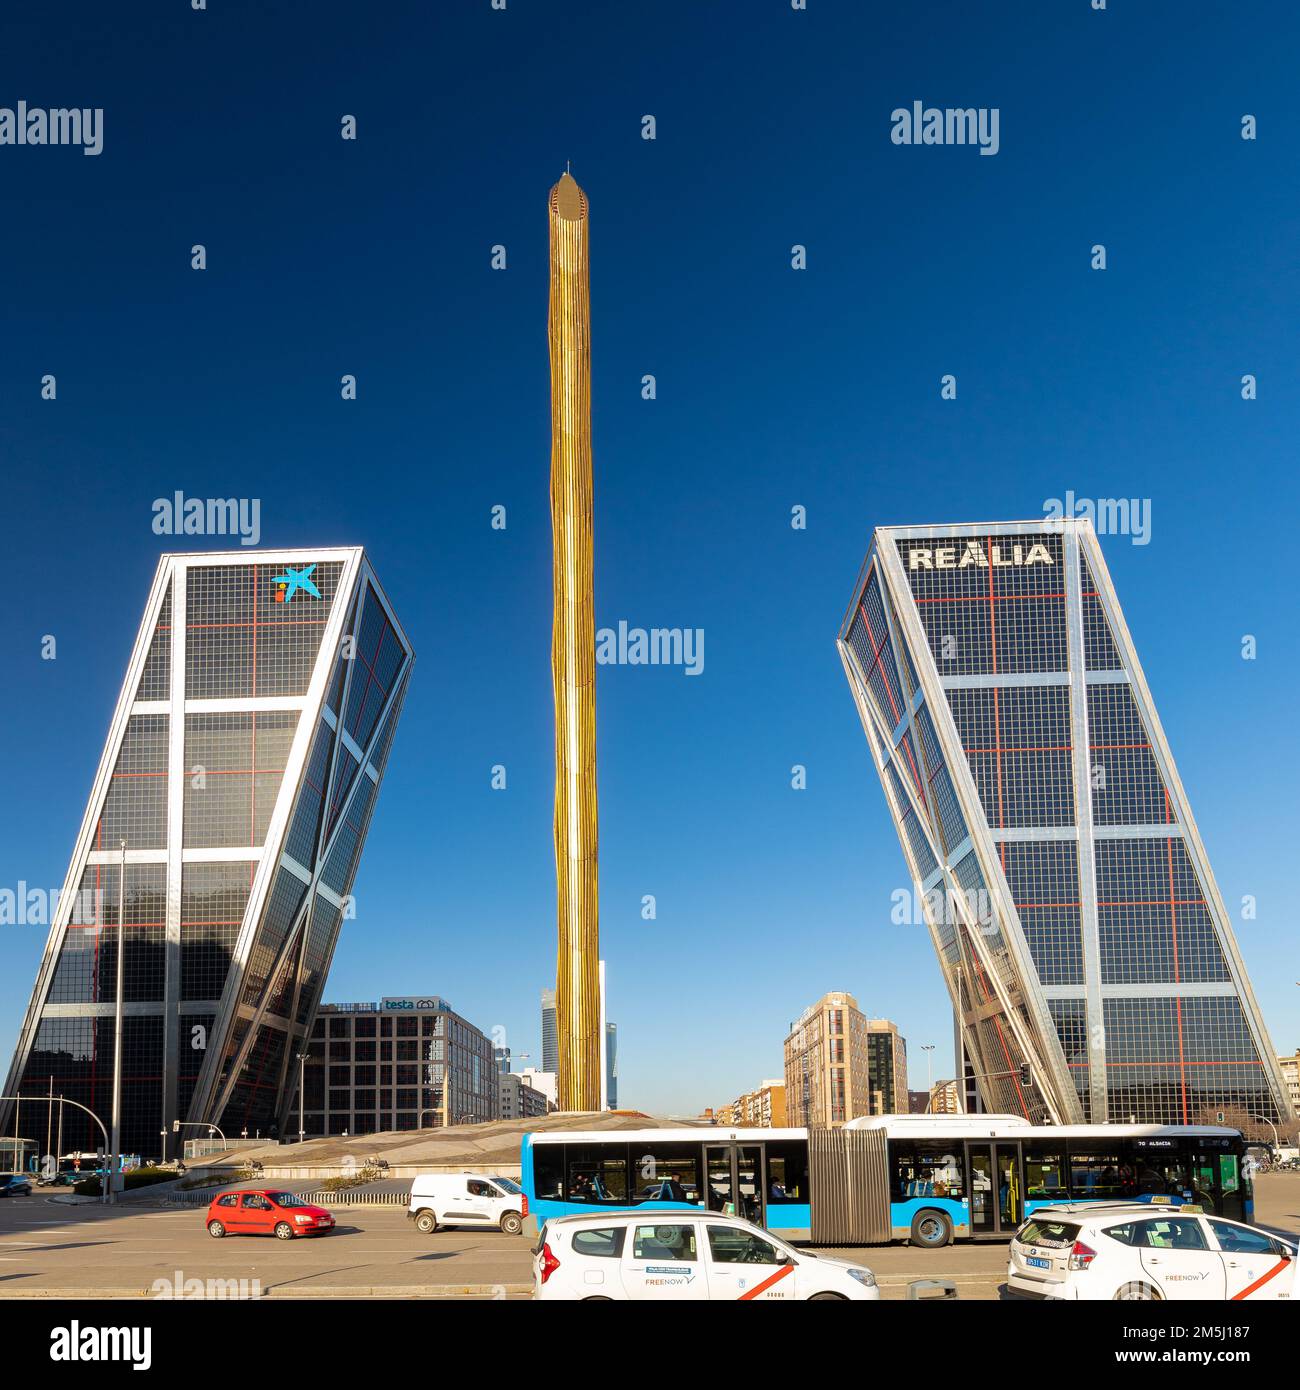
[{"left": 777, "top": 1253, "right": 796, "bottom": 1266}]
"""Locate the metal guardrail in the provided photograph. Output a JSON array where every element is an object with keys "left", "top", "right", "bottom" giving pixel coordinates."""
[
  {"left": 299, "top": 1189, "right": 408, "bottom": 1206},
  {"left": 164, "top": 1186, "right": 410, "bottom": 1207}
]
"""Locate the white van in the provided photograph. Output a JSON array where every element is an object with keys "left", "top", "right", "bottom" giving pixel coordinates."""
[{"left": 407, "top": 1173, "right": 527, "bottom": 1236}]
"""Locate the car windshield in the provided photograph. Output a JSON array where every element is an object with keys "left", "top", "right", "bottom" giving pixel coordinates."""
[
  {"left": 265, "top": 1191, "right": 305, "bottom": 1207},
  {"left": 492, "top": 1177, "right": 523, "bottom": 1195},
  {"left": 1017, "top": 1219, "right": 1080, "bottom": 1247}
]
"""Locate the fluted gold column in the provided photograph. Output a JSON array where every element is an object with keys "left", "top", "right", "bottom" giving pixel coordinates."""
[{"left": 548, "top": 172, "right": 601, "bottom": 1112}]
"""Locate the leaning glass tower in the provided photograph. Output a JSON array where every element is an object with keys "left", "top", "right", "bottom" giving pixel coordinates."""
[
  {"left": 0, "top": 549, "right": 412, "bottom": 1157},
  {"left": 838, "top": 519, "right": 1292, "bottom": 1127}
]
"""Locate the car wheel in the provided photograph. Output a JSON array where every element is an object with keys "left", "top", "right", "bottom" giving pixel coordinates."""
[
  {"left": 909, "top": 1210, "right": 952, "bottom": 1249},
  {"left": 415, "top": 1210, "right": 438, "bottom": 1235},
  {"left": 207, "top": 1221, "right": 226, "bottom": 1238},
  {"left": 581, "top": 1295, "right": 613, "bottom": 1301},
  {"left": 273, "top": 1221, "right": 295, "bottom": 1240},
  {"left": 809, "top": 1292, "right": 847, "bottom": 1300},
  {"left": 1115, "top": 1281, "right": 1161, "bottom": 1301},
  {"left": 499, "top": 1211, "right": 524, "bottom": 1237}
]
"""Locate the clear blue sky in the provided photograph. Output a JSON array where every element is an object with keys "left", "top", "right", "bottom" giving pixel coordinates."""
[{"left": 0, "top": 1, "right": 1296, "bottom": 1115}]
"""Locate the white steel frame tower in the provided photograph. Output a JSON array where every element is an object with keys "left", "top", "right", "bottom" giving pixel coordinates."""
[
  {"left": 838, "top": 519, "right": 1292, "bottom": 1128},
  {"left": 1, "top": 548, "right": 412, "bottom": 1156}
]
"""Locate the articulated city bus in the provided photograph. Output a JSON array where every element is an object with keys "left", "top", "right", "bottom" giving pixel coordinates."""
[{"left": 520, "top": 1115, "right": 1253, "bottom": 1246}]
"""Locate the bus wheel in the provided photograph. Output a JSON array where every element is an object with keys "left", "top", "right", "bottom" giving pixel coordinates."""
[
  {"left": 909, "top": 1211, "right": 952, "bottom": 1248},
  {"left": 1115, "top": 1282, "right": 1160, "bottom": 1301}
]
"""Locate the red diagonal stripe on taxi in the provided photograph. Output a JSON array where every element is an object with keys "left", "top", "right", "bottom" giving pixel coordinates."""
[
  {"left": 738, "top": 1263, "right": 795, "bottom": 1300},
  {"left": 1230, "top": 1258, "right": 1291, "bottom": 1301}
]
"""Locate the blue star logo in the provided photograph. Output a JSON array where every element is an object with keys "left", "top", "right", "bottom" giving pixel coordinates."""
[{"left": 273, "top": 564, "right": 321, "bottom": 604}]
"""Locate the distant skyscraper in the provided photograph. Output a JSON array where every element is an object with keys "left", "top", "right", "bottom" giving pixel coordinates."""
[
  {"left": 548, "top": 171, "right": 601, "bottom": 1112},
  {"left": 839, "top": 519, "right": 1292, "bottom": 1126},
  {"left": 605, "top": 1021, "right": 618, "bottom": 1110},
  {"left": 494, "top": 1046, "right": 512, "bottom": 1076},
  {"left": 865, "top": 1018, "right": 908, "bottom": 1115},
  {"left": 0, "top": 549, "right": 412, "bottom": 1158},
  {"left": 541, "top": 988, "right": 558, "bottom": 1075}
]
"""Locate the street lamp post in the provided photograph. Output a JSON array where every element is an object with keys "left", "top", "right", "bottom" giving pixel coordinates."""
[
  {"left": 109, "top": 839, "right": 126, "bottom": 1195},
  {"left": 296, "top": 1052, "right": 309, "bottom": 1144},
  {"left": 921, "top": 1044, "right": 936, "bottom": 1112},
  {"left": 1248, "top": 1115, "right": 1280, "bottom": 1149}
]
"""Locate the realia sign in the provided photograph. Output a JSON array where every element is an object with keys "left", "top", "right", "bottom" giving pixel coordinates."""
[{"left": 905, "top": 541, "right": 1054, "bottom": 571}]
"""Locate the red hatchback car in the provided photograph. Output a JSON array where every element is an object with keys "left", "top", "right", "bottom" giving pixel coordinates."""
[{"left": 206, "top": 1189, "right": 335, "bottom": 1240}]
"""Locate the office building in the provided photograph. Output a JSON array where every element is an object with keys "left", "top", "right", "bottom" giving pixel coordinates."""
[
  {"left": 605, "top": 1021, "right": 618, "bottom": 1110},
  {"left": 784, "top": 992, "right": 872, "bottom": 1127},
  {"left": 541, "top": 989, "right": 558, "bottom": 1075},
  {"left": 519, "top": 1067, "right": 557, "bottom": 1109},
  {"left": 1279, "top": 1051, "right": 1300, "bottom": 1117},
  {"left": 300, "top": 998, "right": 495, "bottom": 1134},
  {"left": 865, "top": 1018, "right": 908, "bottom": 1115},
  {"left": 929, "top": 1079, "right": 961, "bottom": 1115},
  {"left": 494, "top": 1046, "right": 512, "bottom": 1076},
  {"left": 716, "top": 1079, "right": 788, "bottom": 1128},
  {"left": 499, "top": 1071, "right": 551, "bottom": 1122},
  {"left": 838, "top": 519, "right": 1292, "bottom": 1125},
  {"left": 1, "top": 549, "right": 412, "bottom": 1158}
]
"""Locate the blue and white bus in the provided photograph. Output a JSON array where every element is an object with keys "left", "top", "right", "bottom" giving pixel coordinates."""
[{"left": 520, "top": 1114, "right": 1253, "bottom": 1246}]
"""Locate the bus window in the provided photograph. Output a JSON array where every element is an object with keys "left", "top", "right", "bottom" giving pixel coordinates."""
[
  {"left": 1023, "top": 1148, "right": 1067, "bottom": 1200},
  {"left": 892, "top": 1145, "right": 964, "bottom": 1200},
  {"left": 1067, "top": 1148, "right": 1133, "bottom": 1201},
  {"left": 630, "top": 1143, "right": 702, "bottom": 1204},
  {"left": 534, "top": 1145, "right": 564, "bottom": 1200},
  {"left": 566, "top": 1144, "right": 629, "bottom": 1204},
  {"left": 765, "top": 1141, "right": 808, "bottom": 1204},
  {"left": 1131, "top": 1153, "right": 1188, "bottom": 1199}
]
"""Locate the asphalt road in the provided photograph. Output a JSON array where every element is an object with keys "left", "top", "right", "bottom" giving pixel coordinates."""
[{"left": 0, "top": 1173, "right": 1293, "bottom": 1300}]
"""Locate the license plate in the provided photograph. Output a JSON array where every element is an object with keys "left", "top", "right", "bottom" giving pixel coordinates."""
[{"left": 1025, "top": 1256, "right": 1051, "bottom": 1269}]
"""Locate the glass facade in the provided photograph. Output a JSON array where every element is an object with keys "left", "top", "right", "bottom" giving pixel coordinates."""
[
  {"left": 1, "top": 550, "right": 412, "bottom": 1159},
  {"left": 839, "top": 521, "right": 1291, "bottom": 1127}
]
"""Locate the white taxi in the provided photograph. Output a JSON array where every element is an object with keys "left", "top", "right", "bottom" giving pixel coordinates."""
[
  {"left": 533, "top": 1210, "right": 880, "bottom": 1301},
  {"left": 1008, "top": 1202, "right": 1296, "bottom": 1302}
]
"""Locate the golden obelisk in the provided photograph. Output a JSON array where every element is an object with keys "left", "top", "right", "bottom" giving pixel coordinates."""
[{"left": 548, "top": 171, "right": 601, "bottom": 1112}]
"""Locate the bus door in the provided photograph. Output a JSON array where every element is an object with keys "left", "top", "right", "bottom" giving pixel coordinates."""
[
  {"left": 705, "top": 1143, "right": 767, "bottom": 1227},
  {"left": 1191, "top": 1144, "right": 1246, "bottom": 1221},
  {"left": 966, "top": 1142, "right": 1023, "bottom": 1236}
]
